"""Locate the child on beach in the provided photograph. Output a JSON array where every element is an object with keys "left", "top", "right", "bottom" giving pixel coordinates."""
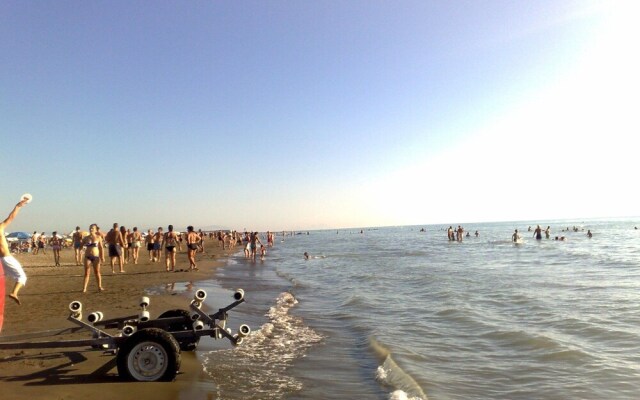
[{"left": 0, "top": 196, "right": 31, "bottom": 312}]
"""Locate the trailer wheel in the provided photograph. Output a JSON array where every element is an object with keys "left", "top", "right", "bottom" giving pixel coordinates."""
[
  {"left": 117, "top": 328, "right": 181, "bottom": 382},
  {"left": 158, "top": 309, "right": 200, "bottom": 351}
]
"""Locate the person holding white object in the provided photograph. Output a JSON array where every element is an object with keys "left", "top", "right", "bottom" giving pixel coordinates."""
[{"left": 0, "top": 195, "right": 31, "bottom": 307}]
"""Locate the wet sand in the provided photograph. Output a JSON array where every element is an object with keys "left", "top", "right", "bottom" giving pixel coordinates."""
[{"left": 0, "top": 239, "right": 236, "bottom": 400}]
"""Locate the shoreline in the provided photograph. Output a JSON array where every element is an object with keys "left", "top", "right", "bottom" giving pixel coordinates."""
[{"left": 0, "top": 239, "right": 238, "bottom": 400}]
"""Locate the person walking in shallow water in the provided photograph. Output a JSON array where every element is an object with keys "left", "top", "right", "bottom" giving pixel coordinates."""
[
  {"left": 533, "top": 225, "right": 543, "bottom": 240},
  {"left": 512, "top": 229, "right": 521, "bottom": 242}
]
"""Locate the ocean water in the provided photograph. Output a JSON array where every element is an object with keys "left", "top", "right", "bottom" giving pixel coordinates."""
[{"left": 188, "top": 219, "right": 640, "bottom": 399}]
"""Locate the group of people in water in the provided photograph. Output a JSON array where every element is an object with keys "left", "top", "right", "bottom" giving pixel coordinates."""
[
  {"left": 446, "top": 226, "right": 479, "bottom": 241},
  {"left": 513, "top": 225, "right": 593, "bottom": 242},
  {"left": 439, "top": 224, "right": 594, "bottom": 243}
]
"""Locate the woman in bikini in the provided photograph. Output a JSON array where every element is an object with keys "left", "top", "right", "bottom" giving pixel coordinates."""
[
  {"left": 49, "top": 231, "right": 63, "bottom": 267},
  {"left": 82, "top": 223, "right": 105, "bottom": 293},
  {"left": 186, "top": 226, "right": 199, "bottom": 271},
  {"left": 164, "top": 225, "right": 179, "bottom": 271}
]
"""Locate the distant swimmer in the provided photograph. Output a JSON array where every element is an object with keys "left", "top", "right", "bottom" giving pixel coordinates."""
[
  {"left": 304, "top": 252, "right": 309, "bottom": 260},
  {"left": 587, "top": 230, "right": 593, "bottom": 238},
  {"left": 554, "top": 236, "right": 567, "bottom": 241},
  {"left": 474, "top": 230, "right": 479, "bottom": 237},
  {"left": 512, "top": 229, "right": 521, "bottom": 243},
  {"left": 533, "top": 225, "right": 543, "bottom": 240},
  {"left": 545, "top": 226, "right": 551, "bottom": 239}
]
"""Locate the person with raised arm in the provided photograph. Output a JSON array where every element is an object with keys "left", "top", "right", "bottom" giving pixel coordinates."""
[{"left": 0, "top": 196, "right": 31, "bottom": 310}]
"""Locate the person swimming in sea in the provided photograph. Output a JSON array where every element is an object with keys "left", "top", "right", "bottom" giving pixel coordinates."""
[{"left": 304, "top": 252, "right": 309, "bottom": 260}]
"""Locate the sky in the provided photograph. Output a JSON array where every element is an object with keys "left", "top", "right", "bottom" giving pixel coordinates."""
[{"left": 1, "top": 1, "right": 638, "bottom": 233}]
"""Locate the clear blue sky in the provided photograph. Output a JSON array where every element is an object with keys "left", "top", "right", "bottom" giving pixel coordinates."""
[{"left": 2, "top": 1, "right": 638, "bottom": 233}]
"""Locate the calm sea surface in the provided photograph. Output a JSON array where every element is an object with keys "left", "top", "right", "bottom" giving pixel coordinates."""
[{"left": 180, "top": 218, "right": 640, "bottom": 399}]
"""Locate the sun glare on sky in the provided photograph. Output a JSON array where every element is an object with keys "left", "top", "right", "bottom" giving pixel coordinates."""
[{"left": 359, "top": 1, "right": 640, "bottom": 228}]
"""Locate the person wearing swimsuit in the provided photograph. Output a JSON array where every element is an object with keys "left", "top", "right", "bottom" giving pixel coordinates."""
[
  {"left": 533, "top": 225, "right": 543, "bottom": 240},
  {"left": 0, "top": 197, "right": 30, "bottom": 310},
  {"left": 249, "top": 232, "right": 263, "bottom": 261},
  {"left": 72, "top": 226, "right": 84, "bottom": 266},
  {"left": 145, "top": 229, "right": 155, "bottom": 261},
  {"left": 164, "top": 225, "right": 179, "bottom": 272},
  {"left": 186, "top": 226, "right": 199, "bottom": 271},
  {"left": 83, "top": 223, "right": 105, "bottom": 293},
  {"left": 49, "top": 231, "right": 63, "bottom": 267},
  {"left": 131, "top": 227, "right": 142, "bottom": 264}
]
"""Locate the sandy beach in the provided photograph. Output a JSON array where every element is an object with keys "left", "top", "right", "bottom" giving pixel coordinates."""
[{"left": 0, "top": 239, "right": 237, "bottom": 400}]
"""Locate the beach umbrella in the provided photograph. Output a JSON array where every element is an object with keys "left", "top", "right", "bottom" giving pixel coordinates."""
[{"left": 5, "top": 232, "right": 31, "bottom": 240}]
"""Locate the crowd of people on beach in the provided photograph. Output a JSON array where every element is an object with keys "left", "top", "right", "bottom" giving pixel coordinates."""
[{"left": 0, "top": 194, "right": 276, "bottom": 323}]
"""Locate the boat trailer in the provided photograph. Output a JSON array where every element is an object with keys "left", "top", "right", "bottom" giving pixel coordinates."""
[{"left": 0, "top": 288, "right": 249, "bottom": 382}]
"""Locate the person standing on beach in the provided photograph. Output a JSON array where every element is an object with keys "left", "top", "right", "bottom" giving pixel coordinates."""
[
  {"left": 186, "top": 226, "right": 199, "bottom": 271},
  {"left": 124, "top": 227, "right": 132, "bottom": 263},
  {"left": 0, "top": 197, "right": 30, "bottom": 309},
  {"left": 145, "top": 229, "right": 155, "bottom": 261},
  {"left": 30, "top": 231, "right": 39, "bottom": 255},
  {"left": 37, "top": 232, "right": 47, "bottom": 255},
  {"left": 131, "top": 227, "right": 142, "bottom": 264},
  {"left": 533, "top": 225, "right": 543, "bottom": 240},
  {"left": 82, "top": 223, "right": 105, "bottom": 293},
  {"left": 119, "top": 226, "right": 128, "bottom": 266},
  {"left": 49, "top": 231, "right": 63, "bottom": 267},
  {"left": 105, "top": 223, "right": 125, "bottom": 273},
  {"left": 153, "top": 227, "right": 163, "bottom": 262},
  {"left": 164, "top": 225, "right": 179, "bottom": 272},
  {"left": 72, "top": 226, "right": 84, "bottom": 266},
  {"left": 197, "top": 229, "right": 205, "bottom": 253}
]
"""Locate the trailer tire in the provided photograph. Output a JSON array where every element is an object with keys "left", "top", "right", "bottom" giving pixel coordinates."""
[
  {"left": 158, "top": 309, "right": 200, "bottom": 351},
  {"left": 117, "top": 328, "right": 181, "bottom": 382}
]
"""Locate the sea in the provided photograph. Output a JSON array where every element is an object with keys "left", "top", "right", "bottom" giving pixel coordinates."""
[{"left": 167, "top": 218, "right": 640, "bottom": 400}]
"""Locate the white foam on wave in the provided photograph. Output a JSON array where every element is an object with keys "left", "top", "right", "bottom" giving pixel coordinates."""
[
  {"left": 201, "top": 291, "right": 323, "bottom": 398},
  {"left": 371, "top": 337, "right": 428, "bottom": 400}
]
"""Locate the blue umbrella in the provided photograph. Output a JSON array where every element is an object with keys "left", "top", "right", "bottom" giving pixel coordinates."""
[{"left": 6, "top": 232, "right": 31, "bottom": 240}]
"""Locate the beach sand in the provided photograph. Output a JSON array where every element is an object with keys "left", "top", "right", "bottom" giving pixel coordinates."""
[{"left": 0, "top": 239, "right": 236, "bottom": 400}]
